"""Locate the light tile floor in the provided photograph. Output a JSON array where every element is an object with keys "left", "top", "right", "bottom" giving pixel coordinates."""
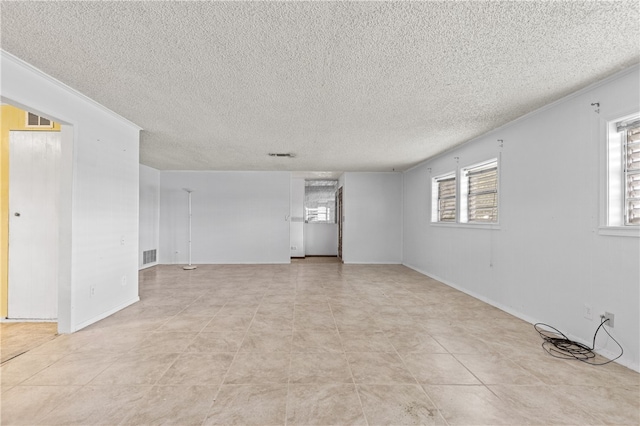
[
  {"left": 0, "top": 322, "right": 57, "bottom": 363},
  {"left": 1, "top": 264, "right": 638, "bottom": 425}
]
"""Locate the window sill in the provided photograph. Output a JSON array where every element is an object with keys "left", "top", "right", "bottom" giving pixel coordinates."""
[
  {"left": 598, "top": 226, "right": 640, "bottom": 237},
  {"left": 430, "top": 222, "right": 501, "bottom": 230}
]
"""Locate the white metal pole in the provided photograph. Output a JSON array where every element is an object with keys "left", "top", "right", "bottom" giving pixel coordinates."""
[
  {"left": 183, "top": 189, "right": 196, "bottom": 270},
  {"left": 188, "top": 191, "right": 192, "bottom": 266}
]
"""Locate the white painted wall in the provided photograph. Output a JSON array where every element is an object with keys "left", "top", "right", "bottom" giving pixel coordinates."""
[
  {"left": 159, "top": 171, "right": 291, "bottom": 264},
  {"left": 290, "top": 178, "right": 305, "bottom": 258},
  {"left": 342, "top": 172, "right": 403, "bottom": 264},
  {"left": 1, "top": 51, "right": 141, "bottom": 333},
  {"left": 304, "top": 223, "right": 338, "bottom": 256},
  {"left": 139, "top": 165, "right": 160, "bottom": 269},
  {"left": 403, "top": 67, "right": 640, "bottom": 371}
]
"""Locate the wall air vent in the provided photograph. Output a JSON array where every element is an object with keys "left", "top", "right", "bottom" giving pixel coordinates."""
[
  {"left": 26, "top": 112, "right": 53, "bottom": 128},
  {"left": 143, "top": 249, "right": 157, "bottom": 265},
  {"left": 268, "top": 153, "right": 296, "bottom": 158}
]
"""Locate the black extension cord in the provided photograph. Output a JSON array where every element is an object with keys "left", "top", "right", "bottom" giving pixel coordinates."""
[{"left": 534, "top": 318, "right": 623, "bottom": 366}]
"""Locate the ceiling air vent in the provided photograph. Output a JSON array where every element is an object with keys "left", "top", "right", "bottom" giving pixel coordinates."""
[{"left": 268, "top": 153, "right": 296, "bottom": 158}]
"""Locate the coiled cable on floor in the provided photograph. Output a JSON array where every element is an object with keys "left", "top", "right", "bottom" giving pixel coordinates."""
[{"left": 534, "top": 318, "right": 623, "bottom": 366}]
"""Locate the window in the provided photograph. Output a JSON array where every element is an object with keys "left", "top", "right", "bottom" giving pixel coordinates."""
[
  {"left": 623, "top": 120, "right": 640, "bottom": 225},
  {"left": 432, "top": 173, "right": 456, "bottom": 222},
  {"left": 304, "top": 180, "right": 337, "bottom": 223},
  {"left": 26, "top": 112, "right": 53, "bottom": 128},
  {"left": 430, "top": 159, "right": 499, "bottom": 225},
  {"left": 461, "top": 160, "right": 498, "bottom": 223},
  {"left": 606, "top": 113, "right": 640, "bottom": 227}
]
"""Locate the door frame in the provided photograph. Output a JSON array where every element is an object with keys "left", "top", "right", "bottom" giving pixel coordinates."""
[
  {"left": 337, "top": 186, "right": 343, "bottom": 260},
  {"left": 1, "top": 99, "right": 74, "bottom": 333}
]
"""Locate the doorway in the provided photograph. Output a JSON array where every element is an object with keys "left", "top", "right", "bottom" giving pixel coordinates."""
[{"left": 1, "top": 96, "right": 75, "bottom": 335}]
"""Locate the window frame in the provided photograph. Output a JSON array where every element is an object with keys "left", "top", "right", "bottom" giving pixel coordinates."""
[
  {"left": 25, "top": 112, "right": 53, "bottom": 128},
  {"left": 622, "top": 119, "right": 640, "bottom": 225},
  {"left": 600, "top": 110, "right": 640, "bottom": 237},
  {"left": 460, "top": 158, "right": 499, "bottom": 225},
  {"left": 430, "top": 157, "right": 500, "bottom": 229},
  {"left": 431, "top": 172, "right": 457, "bottom": 223},
  {"left": 304, "top": 180, "right": 338, "bottom": 224}
]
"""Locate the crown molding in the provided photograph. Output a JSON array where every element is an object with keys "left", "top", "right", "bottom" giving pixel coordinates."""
[{"left": 1, "top": 50, "right": 142, "bottom": 131}]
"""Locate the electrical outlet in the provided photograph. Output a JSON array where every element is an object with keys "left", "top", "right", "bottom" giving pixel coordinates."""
[
  {"left": 291, "top": 246, "right": 297, "bottom": 250},
  {"left": 602, "top": 312, "right": 615, "bottom": 328},
  {"left": 583, "top": 304, "right": 593, "bottom": 320},
  {"left": 121, "top": 276, "right": 127, "bottom": 287},
  {"left": 90, "top": 285, "right": 95, "bottom": 297}
]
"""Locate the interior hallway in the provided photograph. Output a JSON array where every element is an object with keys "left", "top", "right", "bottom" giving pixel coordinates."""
[{"left": 1, "top": 264, "right": 638, "bottom": 425}]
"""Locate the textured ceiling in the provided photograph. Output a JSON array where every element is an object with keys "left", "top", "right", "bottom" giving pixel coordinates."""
[{"left": 1, "top": 1, "right": 638, "bottom": 172}]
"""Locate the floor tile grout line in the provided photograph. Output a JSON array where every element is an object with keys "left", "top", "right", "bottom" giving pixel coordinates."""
[
  {"left": 283, "top": 269, "right": 298, "bottom": 426},
  {"left": 1, "top": 348, "right": 72, "bottom": 387},
  {"left": 150, "top": 352, "right": 182, "bottom": 388},
  {"left": 448, "top": 351, "right": 496, "bottom": 396},
  {"left": 34, "top": 350, "right": 133, "bottom": 424},
  {"left": 385, "top": 321, "right": 452, "bottom": 424},
  {"left": 199, "top": 282, "right": 265, "bottom": 426},
  {"left": 28, "top": 383, "right": 86, "bottom": 425},
  {"left": 327, "top": 296, "right": 370, "bottom": 426}
]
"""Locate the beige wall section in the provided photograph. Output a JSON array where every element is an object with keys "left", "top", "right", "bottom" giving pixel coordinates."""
[{"left": 0, "top": 105, "right": 61, "bottom": 317}]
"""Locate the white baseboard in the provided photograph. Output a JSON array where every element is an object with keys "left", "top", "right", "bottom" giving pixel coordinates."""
[
  {"left": 138, "top": 262, "right": 158, "bottom": 270},
  {"left": 158, "top": 261, "right": 291, "bottom": 265},
  {"left": 71, "top": 296, "right": 140, "bottom": 332}
]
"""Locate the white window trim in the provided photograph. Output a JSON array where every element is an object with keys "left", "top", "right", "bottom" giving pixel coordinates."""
[
  {"left": 460, "top": 158, "right": 500, "bottom": 225},
  {"left": 431, "top": 171, "right": 456, "bottom": 223},
  {"left": 429, "top": 156, "right": 501, "bottom": 229},
  {"left": 430, "top": 222, "right": 501, "bottom": 230},
  {"left": 598, "top": 226, "right": 640, "bottom": 237},
  {"left": 599, "top": 109, "right": 640, "bottom": 237},
  {"left": 25, "top": 111, "right": 54, "bottom": 128}
]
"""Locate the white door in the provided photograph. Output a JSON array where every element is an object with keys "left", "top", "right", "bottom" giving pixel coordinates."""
[{"left": 8, "top": 131, "right": 61, "bottom": 319}]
